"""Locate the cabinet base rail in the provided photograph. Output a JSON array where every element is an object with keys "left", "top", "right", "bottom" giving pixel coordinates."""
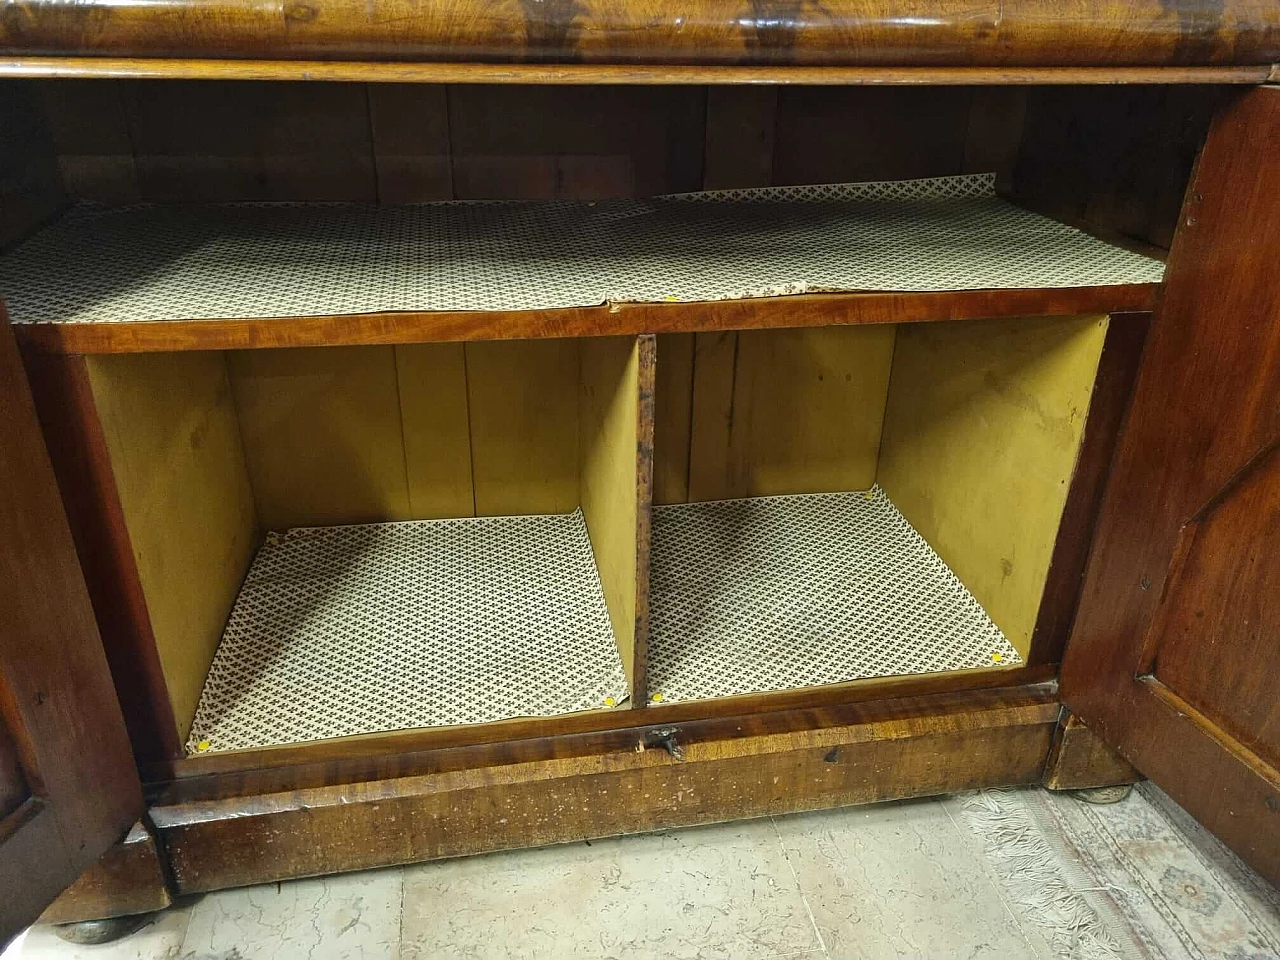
[{"left": 41, "top": 683, "right": 1059, "bottom": 919}]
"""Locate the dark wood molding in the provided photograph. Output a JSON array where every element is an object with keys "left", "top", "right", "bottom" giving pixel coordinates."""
[
  {"left": 1, "top": 0, "right": 1277, "bottom": 68},
  {"left": 1042, "top": 712, "right": 1141, "bottom": 791},
  {"left": 150, "top": 683, "right": 1059, "bottom": 895},
  {"left": 14, "top": 285, "right": 1160, "bottom": 357},
  {"left": 1026, "top": 311, "right": 1151, "bottom": 666}
]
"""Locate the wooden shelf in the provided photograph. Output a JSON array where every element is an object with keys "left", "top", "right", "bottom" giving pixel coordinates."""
[
  {"left": 648, "top": 488, "right": 1022, "bottom": 704},
  {"left": 186, "top": 510, "right": 630, "bottom": 755},
  {"left": 1, "top": 176, "right": 1163, "bottom": 355}
]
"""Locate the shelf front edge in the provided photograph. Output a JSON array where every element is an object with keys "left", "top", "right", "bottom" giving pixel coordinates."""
[
  {"left": 13, "top": 285, "right": 1161, "bottom": 356},
  {"left": 0, "top": 59, "right": 1271, "bottom": 85}
]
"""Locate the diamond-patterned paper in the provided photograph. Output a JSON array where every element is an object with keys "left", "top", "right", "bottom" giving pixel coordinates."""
[
  {"left": 648, "top": 487, "right": 1021, "bottom": 704},
  {"left": 1, "top": 174, "right": 1163, "bottom": 326},
  {"left": 185, "top": 509, "right": 629, "bottom": 755}
]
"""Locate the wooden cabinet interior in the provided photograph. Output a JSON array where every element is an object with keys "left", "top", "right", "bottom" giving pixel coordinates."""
[
  {"left": 29, "top": 310, "right": 1110, "bottom": 763},
  {"left": 2, "top": 72, "right": 1259, "bottom": 912},
  {"left": 59, "top": 337, "right": 652, "bottom": 754},
  {"left": 2, "top": 79, "right": 1197, "bottom": 771}
]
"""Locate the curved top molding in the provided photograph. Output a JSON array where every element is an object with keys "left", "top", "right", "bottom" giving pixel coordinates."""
[{"left": 1, "top": 0, "right": 1277, "bottom": 68}]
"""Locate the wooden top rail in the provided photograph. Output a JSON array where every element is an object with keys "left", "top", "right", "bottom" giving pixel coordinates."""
[{"left": 1, "top": 1, "right": 1277, "bottom": 71}]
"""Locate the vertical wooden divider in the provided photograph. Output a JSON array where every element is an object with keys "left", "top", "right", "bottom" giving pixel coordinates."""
[{"left": 578, "top": 335, "right": 655, "bottom": 706}]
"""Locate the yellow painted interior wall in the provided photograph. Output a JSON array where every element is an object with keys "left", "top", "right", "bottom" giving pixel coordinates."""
[
  {"left": 86, "top": 352, "right": 259, "bottom": 742},
  {"left": 227, "top": 340, "right": 583, "bottom": 528},
  {"left": 876, "top": 314, "right": 1110, "bottom": 657},
  {"left": 228, "top": 346, "right": 412, "bottom": 530},
  {"left": 579, "top": 337, "right": 644, "bottom": 692},
  {"left": 656, "top": 325, "right": 898, "bottom": 503}
]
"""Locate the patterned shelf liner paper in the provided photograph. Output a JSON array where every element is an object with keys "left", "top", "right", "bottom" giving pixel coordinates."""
[
  {"left": 185, "top": 509, "right": 629, "bottom": 754},
  {"left": 188, "top": 487, "right": 1019, "bottom": 753},
  {"left": 1, "top": 174, "right": 1164, "bottom": 326},
  {"left": 647, "top": 486, "right": 1022, "bottom": 704}
]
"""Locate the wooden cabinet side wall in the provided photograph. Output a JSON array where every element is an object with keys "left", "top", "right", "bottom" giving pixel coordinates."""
[
  {"left": 876, "top": 314, "right": 1110, "bottom": 657},
  {"left": 85, "top": 351, "right": 259, "bottom": 742}
]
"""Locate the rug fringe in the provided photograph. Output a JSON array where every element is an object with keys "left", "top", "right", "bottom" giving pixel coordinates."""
[{"left": 958, "top": 789, "right": 1143, "bottom": 960}]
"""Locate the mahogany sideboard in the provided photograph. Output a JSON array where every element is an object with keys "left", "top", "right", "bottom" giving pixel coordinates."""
[{"left": 0, "top": 0, "right": 1277, "bottom": 941}]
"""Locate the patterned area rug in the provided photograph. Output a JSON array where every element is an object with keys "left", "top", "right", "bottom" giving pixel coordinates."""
[{"left": 955, "top": 783, "right": 1280, "bottom": 960}]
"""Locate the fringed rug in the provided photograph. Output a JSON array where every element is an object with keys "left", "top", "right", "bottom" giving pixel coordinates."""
[{"left": 954, "top": 783, "right": 1280, "bottom": 960}]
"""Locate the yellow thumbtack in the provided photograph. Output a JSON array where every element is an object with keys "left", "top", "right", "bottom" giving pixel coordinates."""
[
  {"left": 604, "top": 696, "right": 616, "bottom": 707},
  {"left": 651, "top": 692, "right": 665, "bottom": 703},
  {"left": 991, "top": 652, "right": 1004, "bottom": 663},
  {"left": 196, "top": 740, "right": 212, "bottom": 752}
]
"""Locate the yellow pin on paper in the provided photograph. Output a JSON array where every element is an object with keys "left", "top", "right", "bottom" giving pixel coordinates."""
[
  {"left": 651, "top": 692, "right": 665, "bottom": 703},
  {"left": 196, "top": 740, "right": 212, "bottom": 752},
  {"left": 604, "top": 696, "right": 616, "bottom": 707},
  {"left": 991, "top": 652, "right": 1004, "bottom": 663}
]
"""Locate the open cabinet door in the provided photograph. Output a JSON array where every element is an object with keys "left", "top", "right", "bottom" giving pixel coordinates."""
[
  {"left": 1061, "top": 86, "right": 1280, "bottom": 885},
  {"left": 0, "top": 314, "right": 144, "bottom": 943}
]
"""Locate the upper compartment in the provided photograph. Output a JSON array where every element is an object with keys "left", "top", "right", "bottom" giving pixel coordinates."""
[{"left": 0, "top": 82, "right": 1206, "bottom": 354}]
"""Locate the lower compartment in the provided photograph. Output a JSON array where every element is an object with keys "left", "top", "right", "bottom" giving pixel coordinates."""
[
  {"left": 187, "top": 509, "right": 629, "bottom": 754},
  {"left": 648, "top": 487, "right": 1021, "bottom": 704}
]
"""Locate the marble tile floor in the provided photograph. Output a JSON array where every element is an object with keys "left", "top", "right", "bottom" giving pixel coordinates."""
[{"left": 8, "top": 782, "right": 1279, "bottom": 960}]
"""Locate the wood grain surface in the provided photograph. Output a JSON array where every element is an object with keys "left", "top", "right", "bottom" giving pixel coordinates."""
[{"left": 0, "top": 2, "right": 1276, "bottom": 67}]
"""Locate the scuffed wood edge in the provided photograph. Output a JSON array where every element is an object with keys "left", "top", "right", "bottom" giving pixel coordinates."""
[
  {"left": 153, "top": 687, "right": 1059, "bottom": 894},
  {"left": 37, "top": 821, "right": 172, "bottom": 925},
  {"left": 1042, "top": 712, "right": 1142, "bottom": 791}
]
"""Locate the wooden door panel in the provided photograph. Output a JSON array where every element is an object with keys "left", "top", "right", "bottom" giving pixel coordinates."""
[
  {"left": 1149, "top": 444, "right": 1279, "bottom": 766},
  {"left": 1061, "top": 85, "right": 1280, "bottom": 884},
  {"left": 0, "top": 723, "right": 29, "bottom": 821},
  {"left": 0, "top": 311, "right": 144, "bottom": 943}
]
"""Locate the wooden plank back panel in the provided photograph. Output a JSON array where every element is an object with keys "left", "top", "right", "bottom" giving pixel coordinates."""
[
  {"left": 395, "top": 342, "right": 476, "bottom": 519},
  {"left": 772, "top": 87, "right": 975, "bottom": 186},
  {"left": 653, "top": 333, "right": 694, "bottom": 505},
  {"left": 367, "top": 84, "right": 453, "bottom": 203},
  {"left": 86, "top": 352, "right": 259, "bottom": 742},
  {"left": 37, "top": 81, "right": 140, "bottom": 205},
  {"left": 1011, "top": 86, "right": 1227, "bottom": 251},
  {"left": 446, "top": 86, "right": 705, "bottom": 200},
  {"left": 229, "top": 346, "right": 410, "bottom": 530},
  {"left": 877, "top": 314, "right": 1109, "bottom": 658},
  {"left": 119, "top": 80, "right": 376, "bottom": 202},
  {"left": 685, "top": 326, "right": 896, "bottom": 503},
  {"left": 702, "top": 87, "right": 777, "bottom": 190},
  {"left": 465, "top": 339, "right": 580, "bottom": 516},
  {"left": 0, "top": 81, "right": 64, "bottom": 248}
]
